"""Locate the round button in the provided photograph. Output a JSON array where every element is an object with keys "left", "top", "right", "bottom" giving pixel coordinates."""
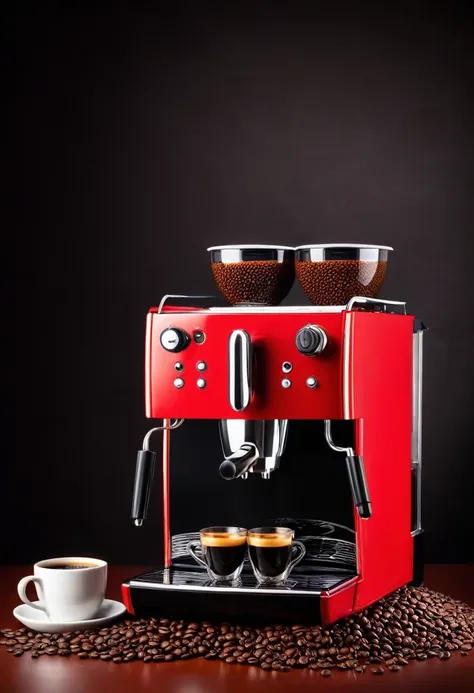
[
  {"left": 296, "top": 326, "right": 328, "bottom": 356},
  {"left": 173, "top": 377, "right": 185, "bottom": 389},
  {"left": 306, "top": 377, "right": 318, "bottom": 388},
  {"left": 160, "top": 328, "right": 190, "bottom": 353},
  {"left": 196, "top": 361, "right": 207, "bottom": 372},
  {"left": 282, "top": 361, "right": 293, "bottom": 373},
  {"left": 281, "top": 378, "right": 292, "bottom": 389},
  {"left": 193, "top": 330, "right": 205, "bottom": 344},
  {"left": 197, "top": 378, "right": 207, "bottom": 389},
  {"left": 174, "top": 362, "right": 184, "bottom": 372}
]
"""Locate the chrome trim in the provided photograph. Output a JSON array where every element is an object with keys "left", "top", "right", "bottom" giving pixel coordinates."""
[
  {"left": 158, "top": 299, "right": 406, "bottom": 315},
  {"left": 208, "top": 306, "right": 346, "bottom": 314},
  {"left": 342, "top": 311, "right": 353, "bottom": 420},
  {"left": 208, "top": 244, "right": 294, "bottom": 251},
  {"left": 129, "top": 580, "right": 326, "bottom": 596},
  {"left": 412, "top": 331, "right": 423, "bottom": 466},
  {"left": 228, "top": 329, "right": 252, "bottom": 412},
  {"left": 411, "top": 329, "right": 424, "bottom": 536},
  {"left": 296, "top": 246, "right": 392, "bottom": 263},
  {"left": 158, "top": 294, "right": 216, "bottom": 314},
  {"left": 281, "top": 378, "right": 292, "bottom": 389},
  {"left": 295, "top": 244, "right": 393, "bottom": 251},
  {"left": 345, "top": 296, "right": 407, "bottom": 314},
  {"left": 306, "top": 377, "right": 318, "bottom": 388},
  {"left": 209, "top": 246, "right": 294, "bottom": 263},
  {"left": 142, "top": 419, "right": 185, "bottom": 452},
  {"left": 324, "top": 420, "right": 353, "bottom": 457}
]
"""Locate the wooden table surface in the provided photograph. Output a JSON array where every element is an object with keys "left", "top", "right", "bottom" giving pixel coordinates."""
[{"left": 1, "top": 565, "right": 473, "bottom": 693}]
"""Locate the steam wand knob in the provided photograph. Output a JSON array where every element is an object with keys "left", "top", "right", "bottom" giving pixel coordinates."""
[{"left": 296, "top": 325, "right": 328, "bottom": 356}]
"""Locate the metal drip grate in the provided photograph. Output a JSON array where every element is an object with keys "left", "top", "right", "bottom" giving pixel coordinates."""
[
  {"left": 171, "top": 521, "right": 356, "bottom": 572},
  {"left": 131, "top": 568, "right": 354, "bottom": 595}
]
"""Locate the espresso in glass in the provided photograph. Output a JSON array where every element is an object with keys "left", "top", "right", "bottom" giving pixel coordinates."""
[
  {"left": 248, "top": 527, "right": 306, "bottom": 585},
  {"left": 187, "top": 527, "right": 247, "bottom": 582}
]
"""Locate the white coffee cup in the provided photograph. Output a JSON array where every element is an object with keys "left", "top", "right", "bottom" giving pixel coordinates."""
[{"left": 17, "top": 557, "right": 107, "bottom": 622}]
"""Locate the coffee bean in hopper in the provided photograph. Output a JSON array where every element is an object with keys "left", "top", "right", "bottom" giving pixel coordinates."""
[{"left": 1, "top": 586, "right": 472, "bottom": 674}]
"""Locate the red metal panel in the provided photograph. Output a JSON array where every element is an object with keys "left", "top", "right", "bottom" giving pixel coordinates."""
[
  {"left": 162, "top": 421, "right": 172, "bottom": 568},
  {"left": 146, "top": 311, "right": 344, "bottom": 420},
  {"left": 320, "top": 578, "right": 358, "bottom": 626},
  {"left": 346, "top": 311, "right": 414, "bottom": 611},
  {"left": 121, "top": 583, "right": 135, "bottom": 615},
  {"left": 145, "top": 312, "right": 153, "bottom": 419},
  {"left": 144, "top": 305, "right": 415, "bottom": 621}
]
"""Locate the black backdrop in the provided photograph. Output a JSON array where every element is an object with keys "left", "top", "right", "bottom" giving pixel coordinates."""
[{"left": 5, "top": 3, "right": 474, "bottom": 565}]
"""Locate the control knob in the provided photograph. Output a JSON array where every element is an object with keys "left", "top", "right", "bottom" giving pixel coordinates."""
[
  {"left": 160, "top": 328, "right": 190, "bottom": 353},
  {"left": 296, "top": 325, "right": 328, "bottom": 356}
]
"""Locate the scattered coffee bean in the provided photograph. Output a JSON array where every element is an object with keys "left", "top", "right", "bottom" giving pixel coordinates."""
[{"left": 0, "top": 587, "right": 472, "bottom": 674}]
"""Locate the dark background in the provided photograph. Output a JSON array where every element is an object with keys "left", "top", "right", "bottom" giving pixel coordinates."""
[{"left": 5, "top": 2, "right": 474, "bottom": 565}]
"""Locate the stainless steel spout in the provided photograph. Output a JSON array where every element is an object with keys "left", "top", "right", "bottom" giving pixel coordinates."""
[{"left": 219, "top": 419, "right": 289, "bottom": 478}]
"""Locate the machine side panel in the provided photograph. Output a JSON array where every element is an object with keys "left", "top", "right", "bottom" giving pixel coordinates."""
[
  {"left": 145, "top": 312, "right": 153, "bottom": 418},
  {"left": 320, "top": 578, "right": 358, "bottom": 625},
  {"left": 147, "top": 312, "right": 343, "bottom": 420},
  {"left": 347, "top": 311, "right": 414, "bottom": 610}
]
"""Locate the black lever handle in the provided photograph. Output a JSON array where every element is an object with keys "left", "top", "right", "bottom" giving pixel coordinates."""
[
  {"left": 131, "top": 450, "right": 157, "bottom": 526},
  {"left": 219, "top": 444, "right": 258, "bottom": 480},
  {"left": 345, "top": 455, "right": 372, "bottom": 519}
]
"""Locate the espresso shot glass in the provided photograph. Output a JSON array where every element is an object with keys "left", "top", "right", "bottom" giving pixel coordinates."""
[
  {"left": 186, "top": 527, "right": 247, "bottom": 583},
  {"left": 248, "top": 527, "right": 306, "bottom": 585}
]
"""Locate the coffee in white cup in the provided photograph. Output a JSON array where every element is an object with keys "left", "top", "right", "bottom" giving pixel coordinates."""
[{"left": 17, "top": 557, "right": 107, "bottom": 622}]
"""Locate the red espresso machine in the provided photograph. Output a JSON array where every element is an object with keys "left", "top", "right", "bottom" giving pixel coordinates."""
[{"left": 122, "top": 244, "right": 426, "bottom": 625}]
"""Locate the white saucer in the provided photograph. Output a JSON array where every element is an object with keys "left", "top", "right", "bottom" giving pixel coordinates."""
[{"left": 13, "top": 599, "right": 126, "bottom": 633}]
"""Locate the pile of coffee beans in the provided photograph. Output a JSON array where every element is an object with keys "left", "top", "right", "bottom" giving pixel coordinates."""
[
  {"left": 211, "top": 260, "right": 295, "bottom": 305},
  {"left": 295, "top": 259, "right": 387, "bottom": 305},
  {"left": 1, "top": 587, "right": 472, "bottom": 675}
]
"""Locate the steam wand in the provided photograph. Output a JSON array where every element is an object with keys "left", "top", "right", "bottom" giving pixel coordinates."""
[
  {"left": 324, "top": 420, "right": 372, "bottom": 519},
  {"left": 131, "top": 419, "right": 184, "bottom": 526}
]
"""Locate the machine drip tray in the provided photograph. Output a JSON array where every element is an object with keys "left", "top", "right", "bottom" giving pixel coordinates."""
[
  {"left": 131, "top": 568, "right": 353, "bottom": 593},
  {"left": 125, "top": 568, "right": 358, "bottom": 623}
]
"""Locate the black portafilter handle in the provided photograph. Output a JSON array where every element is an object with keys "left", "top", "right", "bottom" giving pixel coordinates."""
[
  {"left": 131, "top": 450, "right": 157, "bottom": 526},
  {"left": 219, "top": 444, "right": 258, "bottom": 480},
  {"left": 345, "top": 455, "right": 372, "bottom": 519}
]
